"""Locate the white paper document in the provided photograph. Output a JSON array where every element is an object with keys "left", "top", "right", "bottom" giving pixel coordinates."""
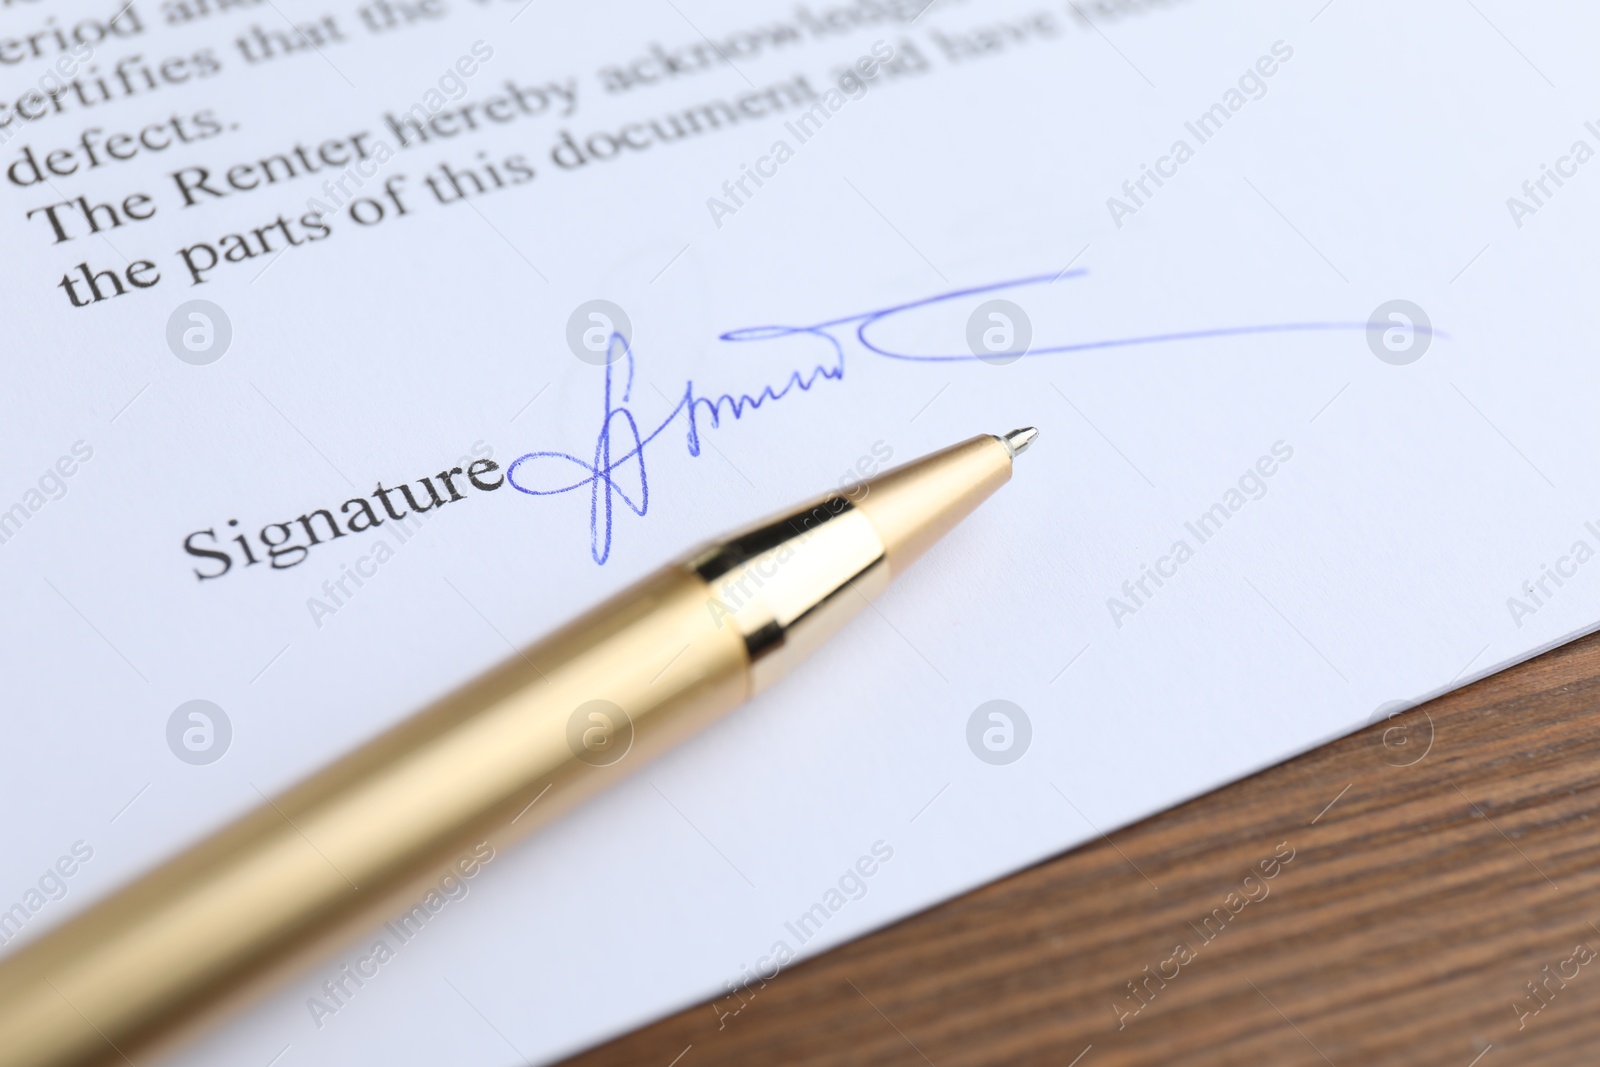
[{"left": 4, "top": 0, "right": 1598, "bottom": 1061}]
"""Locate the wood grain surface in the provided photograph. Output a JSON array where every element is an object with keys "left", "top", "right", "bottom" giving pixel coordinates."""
[{"left": 563, "top": 630, "right": 1600, "bottom": 1066}]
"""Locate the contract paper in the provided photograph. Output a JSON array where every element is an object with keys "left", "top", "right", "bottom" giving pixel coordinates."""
[{"left": 2, "top": 0, "right": 1597, "bottom": 1061}]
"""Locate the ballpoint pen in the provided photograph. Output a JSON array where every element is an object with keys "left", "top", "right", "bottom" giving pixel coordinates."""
[{"left": 0, "top": 426, "right": 1038, "bottom": 1067}]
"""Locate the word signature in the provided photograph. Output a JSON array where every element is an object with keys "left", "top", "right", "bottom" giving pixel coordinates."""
[{"left": 507, "top": 272, "right": 1405, "bottom": 564}]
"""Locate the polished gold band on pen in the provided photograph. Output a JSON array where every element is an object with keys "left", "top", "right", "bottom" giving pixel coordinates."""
[
  {"left": 0, "top": 430, "right": 1029, "bottom": 1067},
  {"left": 690, "top": 497, "right": 889, "bottom": 694},
  {"left": 688, "top": 428, "right": 1030, "bottom": 693}
]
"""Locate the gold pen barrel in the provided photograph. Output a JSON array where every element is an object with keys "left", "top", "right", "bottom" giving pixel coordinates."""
[
  {"left": 0, "top": 430, "right": 1025, "bottom": 1067},
  {"left": 0, "top": 567, "right": 750, "bottom": 1067}
]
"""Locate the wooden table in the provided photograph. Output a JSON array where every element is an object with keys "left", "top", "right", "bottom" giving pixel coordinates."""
[{"left": 564, "top": 630, "right": 1600, "bottom": 1066}]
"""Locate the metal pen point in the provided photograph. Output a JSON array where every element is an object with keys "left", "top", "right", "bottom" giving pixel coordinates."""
[
  {"left": 0, "top": 429, "right": 1036, "bottom": 1067},
  {"left": 1002, "top": 426, "right": 1040, "bottom": 457}
]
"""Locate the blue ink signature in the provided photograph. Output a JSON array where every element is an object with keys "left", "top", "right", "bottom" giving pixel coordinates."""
[{"left": 507, "top": 271, "right": 1438, "bottom": 564}]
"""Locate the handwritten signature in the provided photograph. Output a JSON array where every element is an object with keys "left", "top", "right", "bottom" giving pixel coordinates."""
[{"left": 507, "top": 271, "right": 1415, "bottom": 564}]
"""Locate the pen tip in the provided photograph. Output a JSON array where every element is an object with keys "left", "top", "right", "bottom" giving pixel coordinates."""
[{"left": 1000, "top": 427, "right": 1039, "bottom": 459}]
